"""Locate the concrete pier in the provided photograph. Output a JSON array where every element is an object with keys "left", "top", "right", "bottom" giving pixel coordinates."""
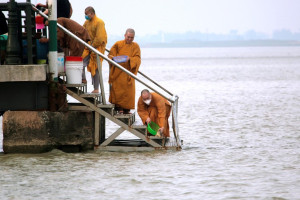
[
  {"left": 0, "top": 64, "right": 48, "bottom": 82},
  {"left": 0, "top": 64, "right": 49, "bottom": 111},
  {"left": 2, "top": 111, "right": 95, "bottom": 153}
]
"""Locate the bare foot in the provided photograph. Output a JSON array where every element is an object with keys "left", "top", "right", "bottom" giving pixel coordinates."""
[{"left": 91, "top": 89, "right": 99, "bottom": 93}]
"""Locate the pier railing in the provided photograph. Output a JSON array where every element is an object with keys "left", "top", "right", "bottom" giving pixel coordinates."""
[{"left": 32, "top": 5, "right": 181, "bottom": 148}]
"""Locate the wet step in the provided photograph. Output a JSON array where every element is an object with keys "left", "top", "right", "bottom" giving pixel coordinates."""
[
  {"left": 131, "top": 120, "right": 147, "bottom": 135},
  {"left": 114, "top": 112, "right": 135, "bottom": 126},
  {"left": 107, "top": 139, "right": 152, "bottom": 147},
  {"left": 65, "top": 83, "right": 87, "bottom": 88},
  {"left": 80, "top": 93, "right": 101, "bottom": 105},
  {"left": 64, "top": 83, "right": 87, "bottom": 94},
  {"left": 97, "top": 103, "right": 115, "bottom": 116},
  {"left": 131, "top": 120, "right": 164, "bottom": 139}
]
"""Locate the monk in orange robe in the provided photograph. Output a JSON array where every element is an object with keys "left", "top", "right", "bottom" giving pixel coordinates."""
[
  {"left": 108, "top": 28, "right": 141, "bottom": 113},
  {"left": 137, "top": 89, "right": 172, "bottom": 137},
  {"left": 82, "top": 6, "right": 107, "bottom": 93}
]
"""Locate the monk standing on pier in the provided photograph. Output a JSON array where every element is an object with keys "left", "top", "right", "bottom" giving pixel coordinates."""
[
  {"left": 82, "top": 6, "right": 107, "bottom": 93},
  {"left": 137, "top": 89, "right": 171, "bottom": 137},
  {"left": 108, "top": 28, "right": 141, "bottom": 114}
]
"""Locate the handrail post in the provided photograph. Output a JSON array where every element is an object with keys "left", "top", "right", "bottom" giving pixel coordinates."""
[
  {"left": 172, "top": 96, "right": 181, "bottom": 148},
  {"left": 96, "top": 54, "right": 106, "bottom": 104}
]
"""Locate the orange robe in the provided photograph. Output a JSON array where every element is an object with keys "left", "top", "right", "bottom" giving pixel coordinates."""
[
  {"left": 108, "top": 40, "right": 141, "bottom": 109},
  {"left": 57, "top": 18, "right": 90, "bottom": 56},
  {"left": 82, "top": 15, "right": 107, "bottom": 76},
  {"left": 137, "top": 93, "right": 171, "bottom": 137}
]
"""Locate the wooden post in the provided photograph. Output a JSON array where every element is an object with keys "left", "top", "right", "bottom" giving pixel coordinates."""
[
  {"left": 94, "top": 112, "right": 100, "bottom": 146},
  {"left": 99, "top": 115, "right": 105, "bottom": 144}
]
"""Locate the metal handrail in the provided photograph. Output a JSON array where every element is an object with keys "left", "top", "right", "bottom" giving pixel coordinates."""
[
  {"left": 104, "top": 48, "right": 174, "bottom": 97},
  {"left": 32, "top": 5, "right": 175, "bottom": 103},
  {"left": 32, "top": 5, "right": 180, "bottom": 148}
]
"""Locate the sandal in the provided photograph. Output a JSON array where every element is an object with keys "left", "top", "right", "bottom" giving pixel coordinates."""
[{"left": 123, "top": 109, "right": 131, "bottom": 114}]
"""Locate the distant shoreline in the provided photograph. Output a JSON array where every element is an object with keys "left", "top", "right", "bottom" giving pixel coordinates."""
[{"left": 138, "top": 40, "right": 300, "bottom": 48}]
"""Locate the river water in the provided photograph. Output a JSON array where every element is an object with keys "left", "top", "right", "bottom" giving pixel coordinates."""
[{"left": 1, "top": 46, "right": 300, "bottom": 200}]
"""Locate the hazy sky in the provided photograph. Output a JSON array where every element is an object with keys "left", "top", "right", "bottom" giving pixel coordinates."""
[{"left": 6, "top": 0, "right": 300, "bottom": 36}]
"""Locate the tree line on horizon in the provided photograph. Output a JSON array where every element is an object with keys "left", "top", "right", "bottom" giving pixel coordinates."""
[{"left": 106, "top": 29, "right": 300, "bottom": 47}]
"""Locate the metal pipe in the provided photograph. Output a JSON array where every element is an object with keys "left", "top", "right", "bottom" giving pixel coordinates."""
[
  {"left": 6, "top": 0, "right": 21, "bottom": 65},
  {"left": 105, "top": 48, "right": 174, "bottom": 96},
  {"left": 47, "top": 0, "right": 58, "bottom": 81},
  {"left": 138, "top": 71, "right": 173, "bottom": 96},
  {"left": 32, "top": 5, "right": 175, "bottom": 103}
]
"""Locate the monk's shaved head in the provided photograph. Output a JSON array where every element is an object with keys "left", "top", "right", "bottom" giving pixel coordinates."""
[
  {"left": 85, "top": 6, "right": 95, "bottom": 14},
  {"left": 141, "top": 89, "right": 150, "bottom": 96},
  {"left": 125, "top": 28, "right": 135, "bottom": 36},
  {"left": 141, "top": 89, "right": 151, "bottom": 101},
  {"left": 124, "top": 28, "right": 135, "bottom": 44}
]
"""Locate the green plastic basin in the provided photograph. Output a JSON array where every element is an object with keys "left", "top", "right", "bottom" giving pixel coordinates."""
[{"left": 147, "top": 121, "right": 160, "bottom": 135}]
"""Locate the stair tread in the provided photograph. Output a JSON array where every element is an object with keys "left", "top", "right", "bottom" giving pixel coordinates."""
[
  {"left": 97, "top": 103, "right": 115, "bottom": 108},
  {"left": 148, "top": 136, "right": 164, "bottom": 139},
  {"left": 65, "top": 83, "right": 87, "bottom": 87},
  {"left": 80, "top": 93, "right": 101, "bottom": 97},
  {"left": 131, "top": 121, "right": 146, "bottom": 128},
  {"left": 114, "top": 112, "right": 135, "bottom": 119}
]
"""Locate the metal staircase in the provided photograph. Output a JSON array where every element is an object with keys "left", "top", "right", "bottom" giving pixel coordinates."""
[
  {"left": 61, "top": 80, "right": 179, "bottom": 151},
  {"left": 35, "top": 5, "right": 182, "bottom": 151}
]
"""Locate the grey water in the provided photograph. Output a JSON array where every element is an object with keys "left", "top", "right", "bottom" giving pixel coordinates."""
[{"left": 1, "top": 46, "right": 300, "bottom": 200}]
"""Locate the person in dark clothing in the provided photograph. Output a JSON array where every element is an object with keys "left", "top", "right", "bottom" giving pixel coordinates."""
[
  {"left": 36, "top": 0, "right": 72, "bottom": 18},
  {"left": 57, "top": 0, "right": 72, "bottom": 18},
  {"left": 0, "top": 11, "right": 8, "bottom": 35}
]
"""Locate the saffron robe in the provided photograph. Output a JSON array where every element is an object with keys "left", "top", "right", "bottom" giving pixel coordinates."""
[
  {"left": 57, "top": 18, "right": 90, "bottom": 56},
  {"left": 82, "top": 15, "right": 107, "bottom": 76},
  {"left": 137, "top": 93, "right": 171, "bottom": 137},
  {"left": 108, "top": 40, "right": 141, "bottom": 109}
]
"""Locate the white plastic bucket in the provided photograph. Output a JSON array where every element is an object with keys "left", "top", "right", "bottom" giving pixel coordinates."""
[
  {"left": 57, "top": 52, "right": 64, "bottom": 73},
  {"left": 65, "top": 56, "right": 83, "bottom": 84}
]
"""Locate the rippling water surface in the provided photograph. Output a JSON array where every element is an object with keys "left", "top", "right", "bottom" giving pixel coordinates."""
[{"left": 1, "top": 46, "right": 300, "bottom": 200}]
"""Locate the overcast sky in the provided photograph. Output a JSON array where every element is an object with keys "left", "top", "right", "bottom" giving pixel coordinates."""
[{"left": 5, "top": 0, "right": 300, "bottom": 36}]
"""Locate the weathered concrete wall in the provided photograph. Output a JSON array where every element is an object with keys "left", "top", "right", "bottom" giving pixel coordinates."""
[
  {"left": 0, "top": 64, "right": 48, "bottom": 82},
  {"left": 2, "top": 111, "right": 94, "bottom": 153}
]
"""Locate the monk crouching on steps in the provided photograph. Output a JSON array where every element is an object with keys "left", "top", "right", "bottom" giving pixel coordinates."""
[{"left": 137, "top": 89, "right": 172, "bottom": 137}]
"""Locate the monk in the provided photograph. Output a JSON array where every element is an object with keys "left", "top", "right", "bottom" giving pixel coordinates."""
[
  {"left": 137, "top": 89, "right": 172, "bottom": 137},
  {"left": 82, "top": 6, "right": 107, "bottom": 93},
  {"left": 56, "top": 18, "right": 90, "bottom": 57},
  {"left": 108, "top": 28, "right": 141, "bottom": 114}
]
